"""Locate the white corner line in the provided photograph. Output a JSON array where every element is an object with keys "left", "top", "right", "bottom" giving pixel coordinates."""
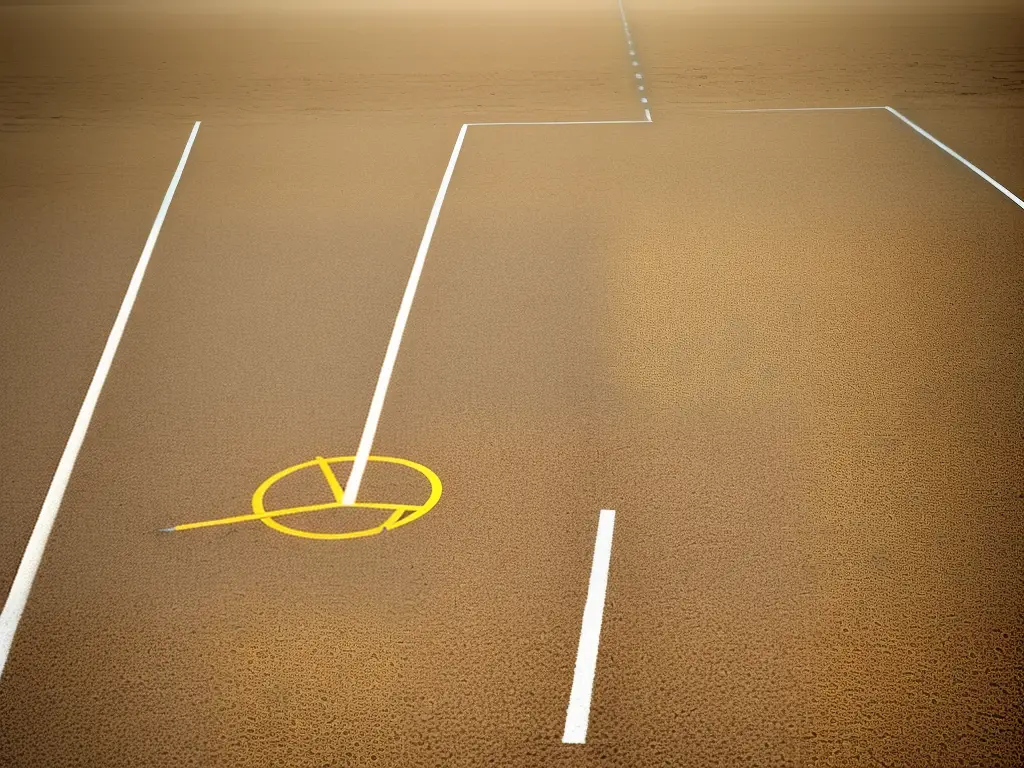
[
  {"left": 884, "top": 106, "right": 1024, "bottom": 210},
  {"left": 562, "top": 508, "right": 616, "bottom": 745},
  {"left": 0, "top": 120, "right": 202, "bottom": 679},
  {"left": 723, "top": 106, "right": 886, "bottom": 113},
  {"left": 342, "top": 123, "right": 469, "bottom": 504}
]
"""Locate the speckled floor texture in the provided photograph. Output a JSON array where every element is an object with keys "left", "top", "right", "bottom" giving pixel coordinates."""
[{"left": 1, "top": 2, "right": 1022, "bottom": 766}]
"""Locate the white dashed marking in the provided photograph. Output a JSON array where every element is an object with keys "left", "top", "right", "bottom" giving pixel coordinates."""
[{"left": 618, "top": 0, "right": 651, "bottom": 121}]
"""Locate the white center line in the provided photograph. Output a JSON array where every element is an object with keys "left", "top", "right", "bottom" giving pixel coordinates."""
[
  {"left": 563, "top": 509, "right": 617, "bottom": 745},
  {"left": 0, "top": 121, "right": 202, "bottom": 679}
]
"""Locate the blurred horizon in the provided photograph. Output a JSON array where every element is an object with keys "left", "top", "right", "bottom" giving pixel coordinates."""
[{"left": 2, "top": 0, "right": 1024, "bottom": 13}]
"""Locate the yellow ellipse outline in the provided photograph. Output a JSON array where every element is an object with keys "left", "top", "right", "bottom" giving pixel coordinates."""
[{"left": 255, "top": 455, "right": 442, "bottom": 541}]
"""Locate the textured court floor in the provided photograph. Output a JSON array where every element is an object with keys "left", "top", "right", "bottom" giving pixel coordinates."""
[{"left": 1, "top": 2, "right": 1022, "bottom": 766}]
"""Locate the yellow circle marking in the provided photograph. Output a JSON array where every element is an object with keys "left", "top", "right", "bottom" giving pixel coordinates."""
[{"left": 166, "top": 456, "right": 441, "bottom": 541}]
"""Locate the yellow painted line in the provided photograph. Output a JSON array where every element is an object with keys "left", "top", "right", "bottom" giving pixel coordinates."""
[
  {"left": 163, "top": 455, "right": 442, "bottom": 541},
  {"left": 316, "top": 455, "right": 345, "bottom": 504},
  {"left": 168, "top": 501, "right": 411, "bottom": 532}
]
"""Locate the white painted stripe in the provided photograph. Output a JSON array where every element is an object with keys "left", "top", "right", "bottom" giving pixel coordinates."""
[
  {"left": 467, "top": 119, "right": 650, "bottom": 127},
  {"left": 645, "top": 108, "right": 652, "bottom": 122},
  {"left": 562, "top": 509, "right": 616, "bottom": 745},
  {"left": 724, "top": 106, "right": 885, "bottom": 113},
  {"left": 617, "top": 0, "right": 629, "bottom": 28},
  {"left": 0, "top": 120, "right": 201, "bottom": 679},
  {"left": 342, "top": 123, "right": 469, "bottom": 504},
  {"left": 885, "top": 106, "right": 1024, "bottom": 210}
]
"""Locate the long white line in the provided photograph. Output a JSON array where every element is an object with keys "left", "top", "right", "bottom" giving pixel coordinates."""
[
  {"left": 884, "top": 106, "right": 1024, "bottom": 210},
  {"left": 467, "top": 119, "right": 650, "bottom": 127},
  {"left": 617, "top": 0, "right": 651, "bottom": 120},
  {"left": 724, "top": 106, "right": 885, "bottom": 113},
  {"left": 342, "top": 123, "right": 468, "bottom": 505},
  {"left": 0, "top": 121, "right": 201, "bottom": 679},
  {"left": 563, "top": 509, "right": 616, "bottom": 744}
]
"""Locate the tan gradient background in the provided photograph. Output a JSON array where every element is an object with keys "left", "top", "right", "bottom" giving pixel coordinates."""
[{"left": 0, "top": 0, "right": 1022, "bottom": 765}]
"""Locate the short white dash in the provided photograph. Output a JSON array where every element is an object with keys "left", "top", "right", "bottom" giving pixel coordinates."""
[
  {"left": 632, "top": 61, "right": 639, "bottom": 67},
  {"left": 562, "top": 509, "right": 616, "bottom": 745},
  {"left": 644, "top": 108, "right": 652, "bottom": 122},
  {"left": 629, "top": 50, "right": 635, "bottom": 55},
  {"left": 640, "top": 97, "right": 648, "bottom": 103},
  {"left": 635, "top": 73, "right": 643, "bottom": 80},
  {"left": 638, "top": 85, "right": 645, "bottom": 91}
]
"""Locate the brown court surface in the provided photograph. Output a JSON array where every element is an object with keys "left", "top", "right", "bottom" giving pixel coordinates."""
[{"left": 1, "top": 2, "right": 1023, "bottom": 766}]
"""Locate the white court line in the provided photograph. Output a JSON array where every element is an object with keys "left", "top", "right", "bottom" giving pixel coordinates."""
[
  {"left": 724, "top": 106, "right": 885, "bottom": 113},
  {"left": 885, "top": 106, "right": 1024, "bottom": 210},
  {"left": 727, "top": 104, "right": 1024, "bottom": 210},
  {"left": 618, "top": 0, "right": 651, "bottom": 121},
  {"left": 563, "top": 509, "right": 616, "bottom": 744},
  {"left": 0, "top": 120, "right": 201, "bottom": 679},
  {"left": 467, "top": 119, "right": 650, "bottom": 127},
  {"left": 342, "top": 123, "right": 469, "bottom": 504},
  {"left": 342, "top": 112, "right": 653, "bottom": 504}
]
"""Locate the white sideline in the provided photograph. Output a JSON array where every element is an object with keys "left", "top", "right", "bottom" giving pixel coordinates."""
[
  {"left": 0, "top": 121, "right": 202, "bottom": 679},
  {"left": 467, "top": 119, "right": 650, "bottom": 127},
  {"left": 885, "top": 106, "right": 1024, "bottom": 210},
  {"left": 563, "top": 509, "right": 617, "bottom": 744},
  {"left": 342, "top": 124, "right": 469, "bottom": 505},
  {"left": 618, "top": 0, "right": 651, "bottom": 121},
  {"left": 342, "top": 108, "right": 655, "bottom": 504},
  {"left": 725, "top": 106, "right": 885, "bottom": 113}
]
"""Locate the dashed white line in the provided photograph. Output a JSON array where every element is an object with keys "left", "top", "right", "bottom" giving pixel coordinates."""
[
  {"left": 618, "top": 0, "right": 651, "bottom": 120},
  {"left": 0, "top": 120, "right": 202, "bottom": 679},
  {"left": 467, "top": 119, "right": 650, "bottom": 127},
  {"left": 563, "top": 509, "right": 617, "bottom": 745}
]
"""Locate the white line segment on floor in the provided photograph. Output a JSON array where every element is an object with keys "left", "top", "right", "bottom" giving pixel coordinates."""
[
  {"left": 885, "top": 106, "right": 1024, "bottom": 210},
  {"left": 0, "top": 120, "right": 202, "bottom": 679},
  {"left": 342, "top": 123, "right": 468, "bottom": 504},
  {"left": 724, "top": 104, "right": 1022, "bottom": 209},
  {"left": 467, "top": 119, "right": 651, "bottom": 127},
  {"left": 563, "top": 509, "right": 616, "bottom": 745},
  {"left": 725, "top": 106, "right": 886, "bottom": 113},
  {"left": 618, "top": 0, "right": 651, "bottom": 120}
]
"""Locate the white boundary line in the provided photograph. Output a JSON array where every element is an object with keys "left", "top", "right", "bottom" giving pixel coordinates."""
[
  {"left": 563, "top": 509, "right": 616, "bottom": 744},
  {"left": 885, "top": 106, "right": 1024, "bottom": 210},
  {"left": 342, "top": 124, "right": 469, "bottom": 504},
  {"left": 0, "top": 120, "right": 202, "bottom": 679},
  {"left": 725, "top": 104, "right": 1023, "bottom": 209},
  {"left": 341, "top": 110, "right": 656, "bottom": 504},
  {"left": 466, "top": 119, "right": 650, "bottom": 127}
]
